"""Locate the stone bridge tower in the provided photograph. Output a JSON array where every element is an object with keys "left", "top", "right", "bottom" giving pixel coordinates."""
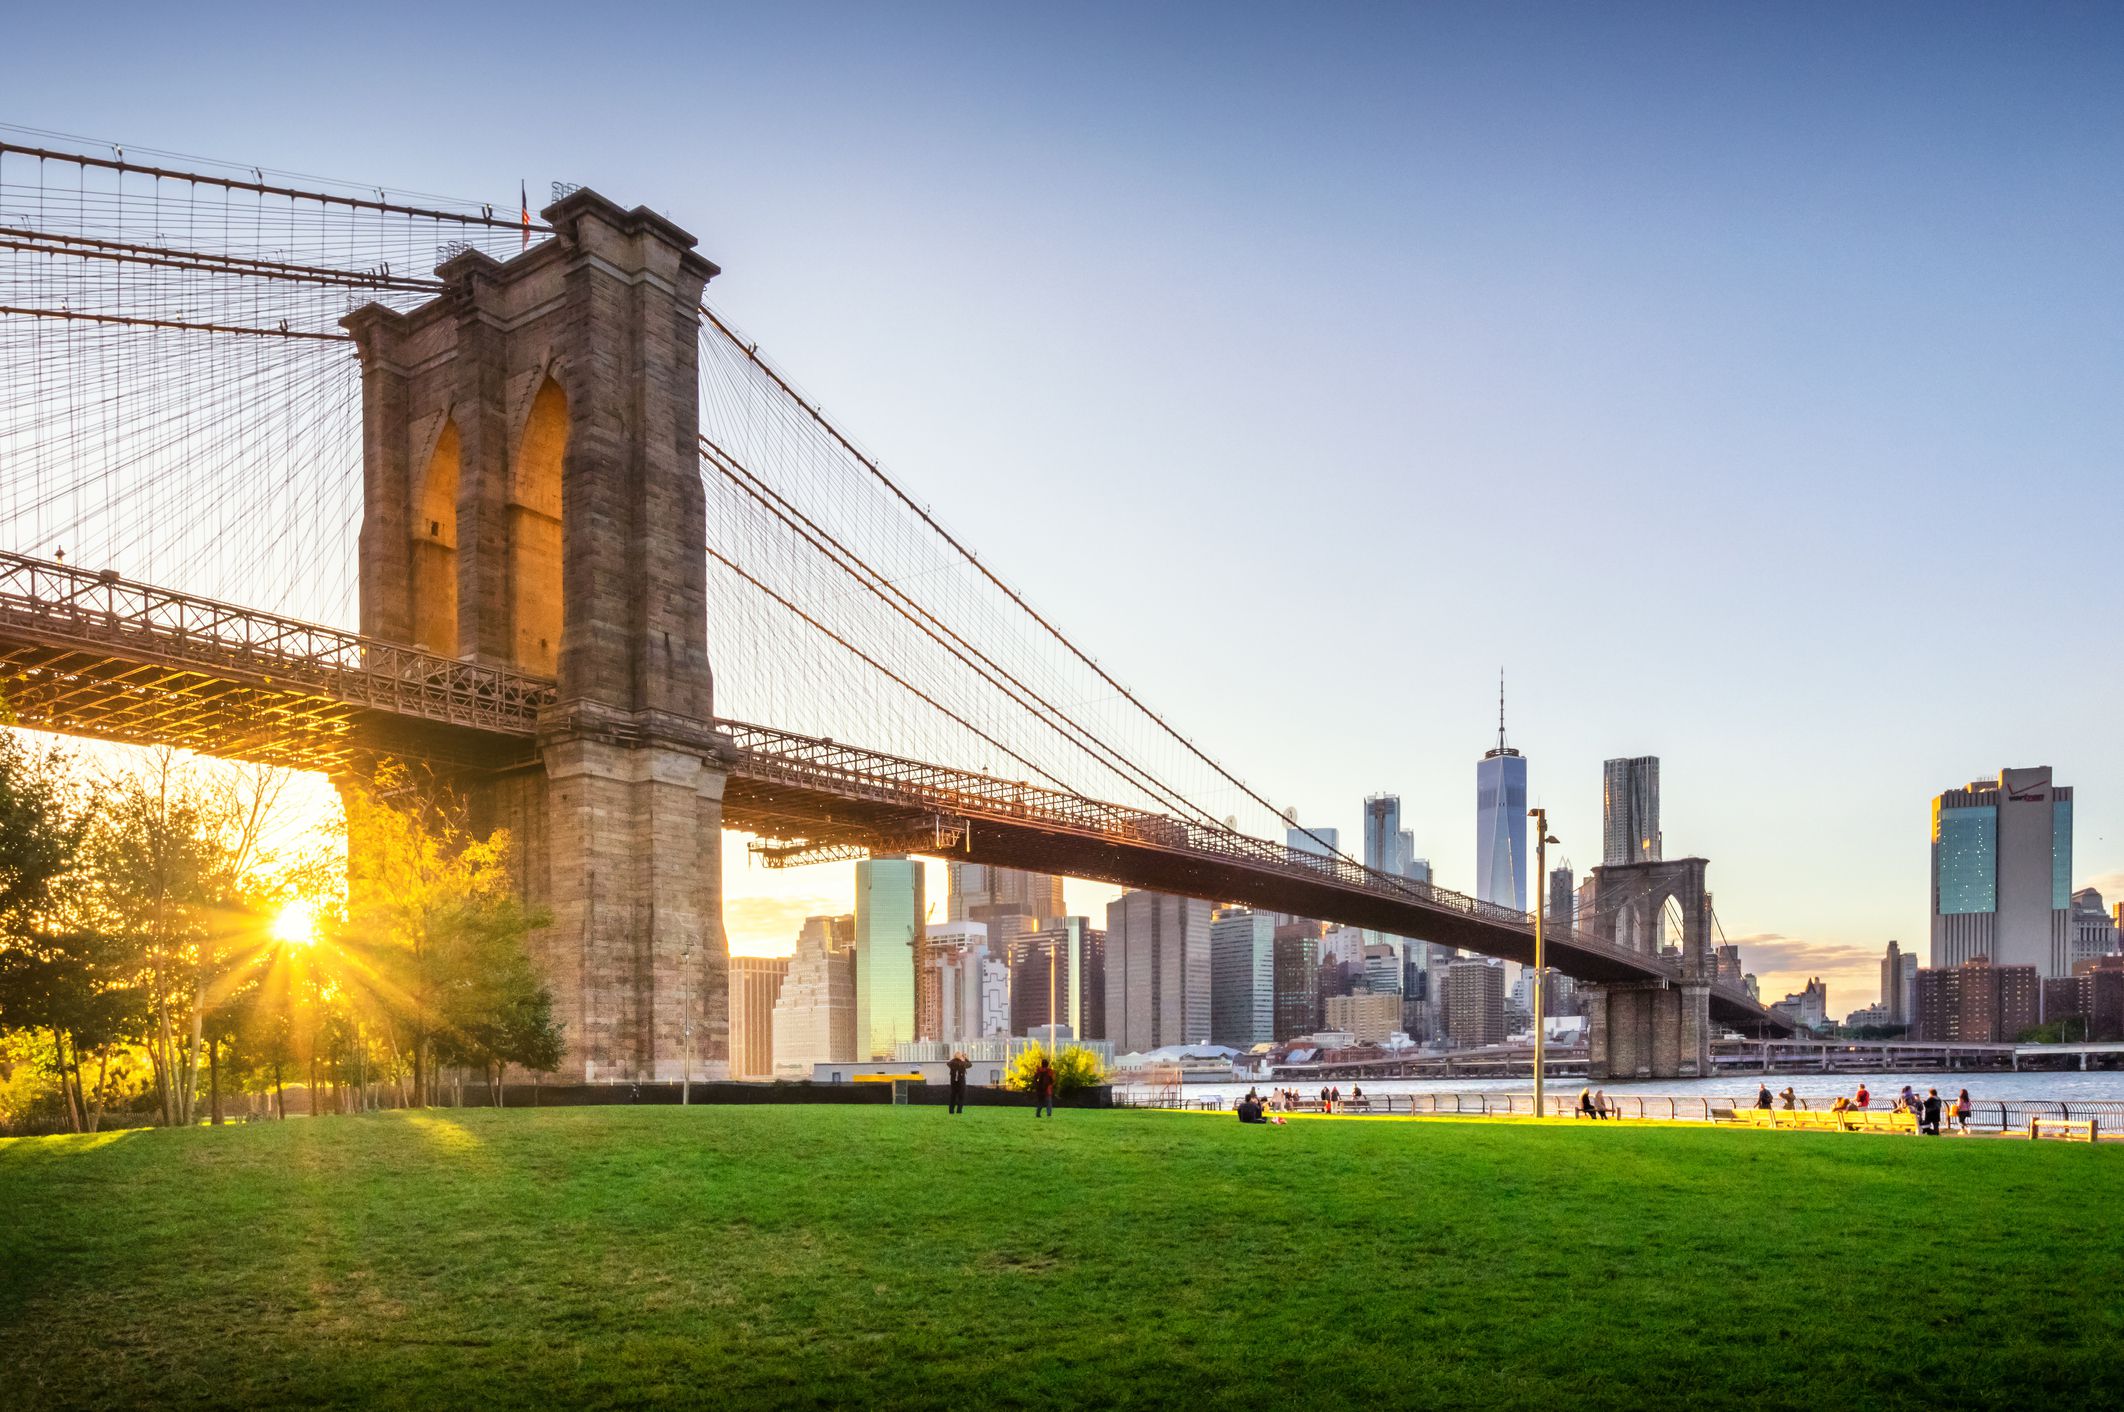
[
  {"left": 344, "top": 190, "right": 728, "bottom": 1082},
  {"left": 1577, "top": 857, "right": 1714, "bottom": 1079}
]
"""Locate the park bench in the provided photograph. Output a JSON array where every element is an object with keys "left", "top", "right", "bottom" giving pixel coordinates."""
[
  {"left": 2028, "top": 1117, "right": 2098, "bottom": 1142},
  {"left": 1838, "top": 1110, "right": 1917, "bottom": 1134}
]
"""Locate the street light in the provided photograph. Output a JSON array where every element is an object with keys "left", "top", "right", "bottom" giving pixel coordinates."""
[{"left": 1528, "top": 808, "right": 1561, "bottom": 1118}]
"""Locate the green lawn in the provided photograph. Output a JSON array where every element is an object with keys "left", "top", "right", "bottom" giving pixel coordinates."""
[{"left": 2, "top": 1108, "right": 2120, "bottom": 1410}]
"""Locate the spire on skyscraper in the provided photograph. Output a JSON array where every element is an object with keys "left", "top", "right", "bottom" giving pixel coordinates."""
[{"left": 1486, "top": 668, "right": 1519, "bottom": 761}]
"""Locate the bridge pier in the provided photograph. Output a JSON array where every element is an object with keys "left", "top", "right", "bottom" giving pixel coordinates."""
[
  {"left": 346, "top": 189, "right": 729, "bottom": 1083},
  {"left": 1583, "top": 982, "right": 1711, "bottom": 1081}
]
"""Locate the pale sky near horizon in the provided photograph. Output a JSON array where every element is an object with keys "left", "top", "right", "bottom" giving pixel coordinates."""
[{"left": 7, "top": 2, "right": 2122, "bottom": 1012}]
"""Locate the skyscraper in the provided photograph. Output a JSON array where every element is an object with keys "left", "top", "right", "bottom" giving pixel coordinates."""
[
  {"left": 1443, "top": 957, "right": 1506, "bottom": 1047},
  {"left": 1476, "top": 679, "right": 1528, "bottom": 913},
  {"left": 1931, "top": 767, "right": 2074, "bottom": 977},
  {"left": 771, "top": 915, "right": 856, "bottom": 1077},
  {"left": 1880, "top": 939, "right": 1917, "bottom": 1027},
  {"left": 1008, "top": 918, "right": 1106, "bottom": 1041},
  {"left": 1104, "top": 890, "right": 1212, "bottom": 1052},
  {"left": 2069, "top": 888, "right": 2118, "bottom": 968},
  {"left": 1271, "top": 921, "right": 1322, "bottom": 1040},
  {"left": 1602, "top": 756, "right": 1662, "bottom": 865},
  {"left": 947, "top": 862, "right": 1066, "bottom": 930},
  {"left": 853, "top": 855, "right": 927, "bottom": 1059},
  {"left": 1208, "top": 908, "right": 1276, "bottom": 1049},
  {"left": 727, "top": 956, "right": 791, "bottom": 1081},
  {"left": 923, "top": 922, "right": 1011, "bottom": 1044},
  {"left": 1547, "top": 862, "right": 1576, "bottom": 931},
  {"left": 1285, "top": 822, "right": 1340, "bottom": 860},
  {"left": 1363, "top": 794, "right": 1402, "bottom": 876}
]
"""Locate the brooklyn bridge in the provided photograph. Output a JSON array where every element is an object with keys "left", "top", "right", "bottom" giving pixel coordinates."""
[{"left": 0, "top": 135, "right": 1792, "bottom": 1082}]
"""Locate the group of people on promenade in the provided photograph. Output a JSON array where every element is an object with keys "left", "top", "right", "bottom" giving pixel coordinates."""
[
  {"left": 1753, "top": 1081, "right": 1973, "bottom": 1134},
  {"left": 1234, "top": 1085, "right": 1369, "bottom": 1122}
]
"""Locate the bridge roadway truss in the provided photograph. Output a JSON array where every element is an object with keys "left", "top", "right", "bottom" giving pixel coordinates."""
[{"left": 0, "top": 550, "right": 1790, "bottom": 1037}]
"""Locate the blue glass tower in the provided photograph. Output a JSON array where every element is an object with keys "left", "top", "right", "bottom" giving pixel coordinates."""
[{"left": 1475, "top": 678, "right": 1528, "bottom": 914}]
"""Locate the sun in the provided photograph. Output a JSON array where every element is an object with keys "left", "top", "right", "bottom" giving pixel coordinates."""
[{"left": 271, "top": 900, "right": 318, "bottom": 948}]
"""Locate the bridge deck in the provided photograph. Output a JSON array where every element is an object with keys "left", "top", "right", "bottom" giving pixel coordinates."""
[{"left": 0, "top": 550, "right": 1789, "bottom": 1034}]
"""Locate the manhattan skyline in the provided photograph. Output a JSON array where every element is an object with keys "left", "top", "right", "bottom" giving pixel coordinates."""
[{"left": 5, "top": 3, "right": 2121, "bottom": 1013}]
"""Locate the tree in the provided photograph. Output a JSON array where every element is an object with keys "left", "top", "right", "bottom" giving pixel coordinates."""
[
  {"left": 0, "top": 929, "right": 142, "bottom": 1133},
  {"left": 73, "top": 752, "right": 293, "bottom": 1127},
  {"left": 1001, "top": 1043, "right": 1108, "bottom": 1097},
  {"left": 339, "top": 770, "right": 558, "bottom": 1107},
  {"left": 0, "top": 728, "right": 83, "bottom": 932}
]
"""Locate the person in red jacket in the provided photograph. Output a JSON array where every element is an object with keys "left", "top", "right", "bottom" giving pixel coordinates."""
[{"left": 1032, "top": 1056, "right": 1057, "bottom": 1118}]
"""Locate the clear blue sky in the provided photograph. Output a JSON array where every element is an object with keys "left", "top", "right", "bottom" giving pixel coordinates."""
[{"left": 11, "top": 2, "right": 2122, "bottom": 1008}]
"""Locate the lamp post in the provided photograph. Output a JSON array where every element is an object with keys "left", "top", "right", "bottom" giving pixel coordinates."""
[{"left": 1528, "top": 808, "right": 1560, "bottom": 1117}]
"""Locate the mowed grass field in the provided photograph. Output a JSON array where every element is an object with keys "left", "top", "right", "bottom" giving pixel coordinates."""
[{"left": 3, "top": 1107, "right": 2121, "bottom": 1410}]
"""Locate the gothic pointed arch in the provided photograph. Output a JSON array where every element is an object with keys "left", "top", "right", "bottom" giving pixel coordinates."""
[
  {"left": 410, "top": 415, "right": 460, "bottom": 656},
  {"left": 508, "top": 375, "right": 567, "bottom": 674}
]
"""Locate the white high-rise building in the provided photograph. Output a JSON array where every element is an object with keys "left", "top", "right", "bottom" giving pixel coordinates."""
[
  {"left": 924, "top": 922, "right": 1012, "bottom": 1044},
  {"left": 771, "top": 915, "right": 856, "bottom": 1078},
  {"left": 1931, "top": 767, "right": 2074, "bottom": 978},
  {"left": 1602, "top": 756, "right": 1662, "bottom": 866}
]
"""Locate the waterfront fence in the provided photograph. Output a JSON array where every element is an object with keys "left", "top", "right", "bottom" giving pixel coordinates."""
[{"left": 1113, "top": 1088, "right": 2124, "bottom": 1134}]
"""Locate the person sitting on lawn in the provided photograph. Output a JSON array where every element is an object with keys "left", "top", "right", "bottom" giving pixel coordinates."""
[{"left": 1237, "top": 1096, "right": 1268, "bottom": 1124}]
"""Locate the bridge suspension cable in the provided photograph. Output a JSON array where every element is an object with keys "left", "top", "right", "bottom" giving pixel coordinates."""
[
  {"left": 696, "top": 303, "right": 1366, "bottom": 872},
  {"left": 0, "top": 134, "right": 545, "bottom": 628}
]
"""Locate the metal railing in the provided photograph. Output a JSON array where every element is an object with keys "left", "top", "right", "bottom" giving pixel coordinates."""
[
  {"left": 0, "top": 551, "right": 554, "bottom": 736},
  {"left": 1112, "top": 1088, "right": 2124, "bottom": 1134}
]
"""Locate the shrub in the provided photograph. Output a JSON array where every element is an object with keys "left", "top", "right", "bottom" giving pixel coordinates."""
[{"left": 1000, "top": 1043, "right": 1107, "bottom": 1096}]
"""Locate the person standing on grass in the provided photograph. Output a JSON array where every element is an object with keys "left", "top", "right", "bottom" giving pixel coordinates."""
[
  {"left": 1032, "top": 1055, "right": 1056, "bottom": 1118},
  {"left": 946, "top": 1052, "right": 971, "bottom": 1115},
  {"left": 1955, "top": 1088, "right": 1972, "bottom": 1134}
]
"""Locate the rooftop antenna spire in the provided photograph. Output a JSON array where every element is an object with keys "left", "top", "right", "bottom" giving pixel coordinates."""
[{"left": 1498, "top": 668, "right": 1508, "bottom": 753}]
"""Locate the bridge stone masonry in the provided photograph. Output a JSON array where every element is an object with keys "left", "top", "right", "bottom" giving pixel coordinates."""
[
  {"left": 1577, "top": 858, "right": 1716, "bottom": 1079},
  {"left": 343, "top": 190, "right": 729, "bottom": 1082}
]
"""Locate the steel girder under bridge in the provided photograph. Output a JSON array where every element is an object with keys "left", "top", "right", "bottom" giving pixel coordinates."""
[{"left": 0, "top": 549, "right": 1792, "bottom": 1036}]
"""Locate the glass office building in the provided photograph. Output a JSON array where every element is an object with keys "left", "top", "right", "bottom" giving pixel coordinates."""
[
  {"left": 1476, "top": 747, "right": 1528, "bottom": 913},
  {"left": 853, "top": 855, "right": 926, "bottom": 1059},
  {"left": 1931, "top": 768, "right": 2074, "bottom": 977}
]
